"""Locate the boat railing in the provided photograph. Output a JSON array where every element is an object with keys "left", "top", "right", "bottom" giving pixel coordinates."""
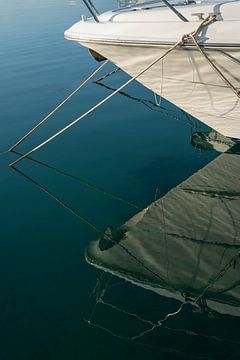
[
  {"left": 82, "top": 0, "right": 188, "bottom": 22},
  {"left": 82, "top": 0, "right": 100, "bottom": 22}
]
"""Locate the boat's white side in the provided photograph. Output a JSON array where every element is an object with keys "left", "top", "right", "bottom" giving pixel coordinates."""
[
  {"left": 65, "top": 1, "right": 240, "bottom": 47},
  {"left": 65, "top": 1, "right": 240, "bottom": 139}
]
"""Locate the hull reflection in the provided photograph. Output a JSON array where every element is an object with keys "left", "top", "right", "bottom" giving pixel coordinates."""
[{"left": 86, "top": 144, "right": 240, "bottom": 316}]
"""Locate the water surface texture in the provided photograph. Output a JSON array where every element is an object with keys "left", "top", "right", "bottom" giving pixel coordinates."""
[{"left": 1, "top": 1, "right": 239, "bottom": 359}]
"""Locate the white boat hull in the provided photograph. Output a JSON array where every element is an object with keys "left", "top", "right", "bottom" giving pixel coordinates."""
[
  {"left": 65, "top": 0, "right": 240, "bottom": 139},
  {"left": 80, "top": 41, "right": 240, "bottom": 139}
]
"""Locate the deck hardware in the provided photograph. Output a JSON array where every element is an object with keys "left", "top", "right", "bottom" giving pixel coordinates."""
[
  {"left": 82, "top": 0, "right": 100, "bottom": 22},
  {"left": 161, "top": 0, "right": 189, "bottom": 22},
  {"left": 192, "top": 12, "right": 205, "bottom": 20},
  {"left": 208, "top": 11, "right": 221, "bottom": 20}
]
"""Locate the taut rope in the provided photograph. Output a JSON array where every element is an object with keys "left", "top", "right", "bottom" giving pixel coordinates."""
[
  {"left": 8, "top": 60, "right": 109, "bottom": 152},
  {"left": 10, "top": 15, "right": 239, "bottom": 167},
  {"left": 183, "top": 14, "right": 240, "bottom": 98},
  {"left": 9, "top": 40, "right": 183, "bottom": 167}
]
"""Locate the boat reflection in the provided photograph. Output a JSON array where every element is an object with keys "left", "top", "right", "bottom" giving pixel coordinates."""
[
  {"left": 95, "top": 77, "right": 200, "bottom": 129},
  {"left": 95, "top": 78, "right": 236, "bottom": 153},
  {"left": 85, "top": 143, "right": 240, "bottom": 353},
  {"left": 191, "top": 130, "right": 234, "bottom": 153},
  {"left": 10, "top": 136, "right": 240, "bottom": 357}
]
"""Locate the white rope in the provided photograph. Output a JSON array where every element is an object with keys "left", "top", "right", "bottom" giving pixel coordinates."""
[
  {"left": 190, "top": 34, "right": 240, "bottom": 97},
  {"left": 153, "top": 58, "right": 164, "bottom": 107},
  {"left": 11, "top": 15, "right": 235, "bottom": 167},
  {"left": 8, "top": 60, "right": 109, "bottom": 152},
  {"left": 154, "top": 93, "right": 161, "bottom": 107},
  {"left": 9, "top": 40, "right": 183, "bottom": 167},
  {"left": 181, "top": 14, "right": 240, "bottom": 97}
]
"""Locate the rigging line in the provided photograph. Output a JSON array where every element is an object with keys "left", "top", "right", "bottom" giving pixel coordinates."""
[
  {"left": 153, "top": 58, "right": 164, "bottom": 107},
  {"left": 9, "top": 15, "right": 219, "bottom": 167},
  {"left": 96, "top": 295, "right": 186, "bottom": 330},
  {"left": 190, "top": 34, "right": 240, "bottom": 98},
  {"left": 90, "top": 300, "right": 188, "bottom": 346},
  {"left": 97, "top": 274, "right": 119, "bottom": 298},
  {"left": 131, "top": 302, "right": 188, "bottom": 340},
  {"left": 97, "top": 273, "right": 126, "bottom": 298},
  {"left": 10, "top": 39, "right": 185, "bottom": 167},
  {"left": 83, "top": 318, "right": 157, "bottom": 349},
  {"left": 154, "top": 187, "right": 160, "bottom": 201},
  {"left": 162, "top": 231, "right": 240, "bottom": 248},
  {"left": 90, "top": 282, "right": 240, "bottom": 346},
  {"left": 194, "top": 251, "right": 240, "bottom": 304},
  {"left": 94, "top": 80, "right": 196, "bottom": 128},
  {"left": 8, "top": 60, "right": 109, "bottom": 152},
  {"left": 12, "top": 166, "right": 107, "bottom": 236},
  {"left": 158, "top": 302, "right": 187, "bottom": 325},
  {"left": 94, "top": 67, "right": 120, "bottom": 82},
  {"left": 182, "top": 188, "right": 240, "bottom": 199},
  {"left": 1, "top": 150, "right": 10, "bottom": 156},
  {"left": 154, "top": 92, "right": 161, "bottom": 107},
  {"left": 97, "top": 298, "right": 156, "bottom": 326},
  {"left": 88, "top": 259, "right": 239, "bottom": 347},
  {"left": 84, "top": 318, "right": 202, "bottom": 359},
  {"left": 12, "top": 166, "right": 169, "bottom": 285},
  {"left": 11, "top": 149, "right": 141, "bottom": 210},
  {"left": 219, "top": 197, "right": 239, "bottom": 241},
  {"left": 88, "top": 272, "right": 113, "bottom": 323},
  {"left": 95, "top": 80, "right": 164, "bottom": 112},
  {"left": 90, "top": 271, "right": 105, "bottom": 298},
  {"left": 160, "top": 196, "right": 171, "bottom": 284},
  {"left": 87, "top": 300, "right": 100, "bottom": 324}
]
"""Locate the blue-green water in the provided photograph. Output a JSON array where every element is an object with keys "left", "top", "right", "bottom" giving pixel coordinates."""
[{"left": 1, "top": 1, "right": 240, "bottom": 359}]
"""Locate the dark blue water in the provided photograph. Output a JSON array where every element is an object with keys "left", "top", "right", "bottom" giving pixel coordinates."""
[{"left": 1, "top": 1, "right": 239, "bottom": 359}]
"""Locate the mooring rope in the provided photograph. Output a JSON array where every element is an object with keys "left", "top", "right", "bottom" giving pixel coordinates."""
[
  {"left": 11, "top": 14, "right": 238, "bottom": 167},
  {"left": 8, "top": 60, "right": 109, "bottom": 152},
  {"left": 9, "top": 39, "right": 183, "bottom": 167},
  {"left": 191, "top": 35, "right": 240, "bottom": 97}
]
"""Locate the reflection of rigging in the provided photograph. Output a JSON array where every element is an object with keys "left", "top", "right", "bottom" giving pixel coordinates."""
[
  {"left": 85, "top": 144, "right": 240, "bottom": 357},
  {"left": 94, "top": 79, "right": 201, "bottom": 132},
  {"left": 10, "top": 153, "right": 174, "bottom": 287},
  {"left": 11, "top": 150, "right": 141, "bottom": 210},
  {"left": 191, "top": 130, "right": 234, "bottom": 153},
  {"left": 94, "top": 79, "right": 236, "bottom": 155},
  {"left": 12, "top": 164, "right": 173, "bottom": 289},
  {"left": 9, "top": 145, "right": 240, "bottom": 358},
  {"left": 86, "top": 270, "right": 240, "bottom": 352}
]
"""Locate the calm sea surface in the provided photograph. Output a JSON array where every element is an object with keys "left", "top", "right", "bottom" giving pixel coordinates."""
[{"left": 1, "top": 1, "right": 240, "bottom": 359}]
